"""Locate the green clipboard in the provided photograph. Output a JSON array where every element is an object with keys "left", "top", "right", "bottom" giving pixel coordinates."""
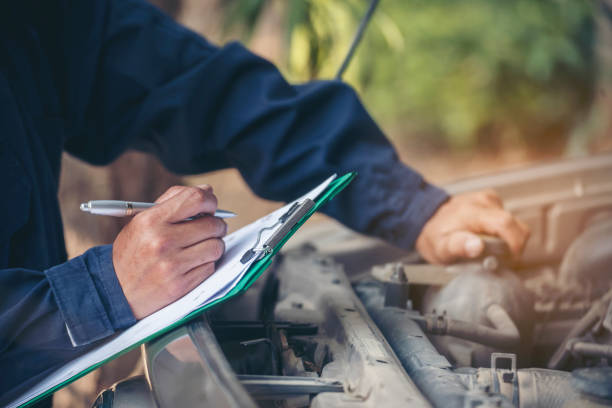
[{"left": 19, "top": 172, "right": 355, "bottom": 408}]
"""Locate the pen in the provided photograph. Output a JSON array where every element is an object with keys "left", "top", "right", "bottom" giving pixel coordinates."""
[{"left": 79, "top": 200, "right": 236, "bottom": 218}]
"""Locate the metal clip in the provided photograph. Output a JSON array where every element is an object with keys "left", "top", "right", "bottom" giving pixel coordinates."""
[{"left": 240, "top": 199, "right": 315, "bottom": 264}]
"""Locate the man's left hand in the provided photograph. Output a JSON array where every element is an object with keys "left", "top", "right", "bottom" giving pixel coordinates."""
[{"left": 415, "top": 190, "right": 529, "bottom": 265}]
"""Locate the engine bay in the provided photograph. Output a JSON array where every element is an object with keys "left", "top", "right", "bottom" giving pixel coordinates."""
[{"left": 95, "top": 154, "right": 612, "bottom": 408}]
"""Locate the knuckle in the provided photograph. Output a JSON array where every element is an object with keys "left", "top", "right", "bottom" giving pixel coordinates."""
[
  {"left": 149, "top": 236, "right": 169, "bottom": 255},
  {"left": 186, "top": 186, "right": 208, "bottom": 202},
  {"left": 198, "top": 216, "right": 222, "bottom": 236},
  {"left": 210, "top": 239, "right": 225, "bottom": 260},
  {"left": 134, "top": 211, "right": 154, "bottom": 228},
  {"left": 188, "top": 187, "right": 218, "bottom": 210},
  {"left": 157, "top": 259, "right": 173, "bottom": 275},
  {"left": 155, "top": 260, "right": 172, "bottom": 282},
  {"left": 483, "top": 188, "right": 498, "bottom": 198},
  {"left": 203, "top": 262, "right": 215, "bottom": 276},
  {"left": 202, "top": 216, "right": 217, "bottom": 231},
  {"left": 214, "top": 218, "right": 228, "bottom": 236},
  {"left": 477, "top": 189, "right": 500, "bottom": 207},
  {"left": 156, "top": 185, "right": 186, "bottom": 203},
  {"left": 477, "top": 191, "right": 489, "bottom": 200},
  {"left": 204, "top": 192, "right": 218, "bottom": 211},
  {"left": 168, "top": 185, "right": 184, "bottom": 194}
]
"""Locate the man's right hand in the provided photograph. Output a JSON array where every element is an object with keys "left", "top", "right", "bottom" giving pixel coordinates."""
[{"left": 112, "top": 185, "right": 227, "bottom": 320}]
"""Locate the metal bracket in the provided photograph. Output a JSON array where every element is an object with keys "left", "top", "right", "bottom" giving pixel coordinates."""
[{"left": 490, "top": 353, "right": 518, "bottom": 405}]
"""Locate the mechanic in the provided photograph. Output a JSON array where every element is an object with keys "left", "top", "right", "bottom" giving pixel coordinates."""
[{"left": 0, "top": 0, "right": 529, "bottom": 405}]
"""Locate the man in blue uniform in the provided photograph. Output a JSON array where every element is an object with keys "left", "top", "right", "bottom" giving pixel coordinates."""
[{"left": 0, "top": 0, "right": 528, "bottom": 404}]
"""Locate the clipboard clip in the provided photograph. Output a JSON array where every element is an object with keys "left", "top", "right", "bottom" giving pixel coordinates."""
[{"left": 240, "top": 198, "right": 315, "bottom": 264}]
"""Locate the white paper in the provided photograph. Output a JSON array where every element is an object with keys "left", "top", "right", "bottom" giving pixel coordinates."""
[{"left": 9, "top": 175, "right": 336, "bottom": 408}]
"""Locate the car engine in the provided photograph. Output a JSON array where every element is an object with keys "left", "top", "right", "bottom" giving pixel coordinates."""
[{"left": 94, "top": 154, "right": 612, "bottom": 408}]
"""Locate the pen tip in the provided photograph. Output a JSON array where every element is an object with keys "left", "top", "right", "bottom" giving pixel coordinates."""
[{"left": 80, "top": 203, "right": 89, "bottom": 212}]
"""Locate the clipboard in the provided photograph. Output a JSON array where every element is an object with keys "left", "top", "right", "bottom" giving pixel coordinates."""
[{"left": 13, "top": 172, "right": 356, "bottom": 408}]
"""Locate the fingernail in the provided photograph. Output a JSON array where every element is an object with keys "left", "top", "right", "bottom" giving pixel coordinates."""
[{"left": 465, "top": 237, "right": 483, "bottom": 258}]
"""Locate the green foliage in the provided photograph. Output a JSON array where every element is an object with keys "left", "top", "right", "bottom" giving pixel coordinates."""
[{"left": 224, "top": 0, "right": 596, "bottom": 149}]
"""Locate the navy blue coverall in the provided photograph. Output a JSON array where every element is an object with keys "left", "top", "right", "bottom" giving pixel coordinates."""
[{"left": 0, "top": 0, "right": 447, "bottom": 404}]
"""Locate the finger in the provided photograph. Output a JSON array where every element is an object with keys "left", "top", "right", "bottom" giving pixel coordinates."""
[
  {"left": 515, "top": 218, "right": 531, "bottom": 252},
  {"left": 154, "top": 184, "right": 214, "bottom": 212},
  {"left": 177, "top": 238, "right": 226, "bottom": 271},
  {"left": 195, "top": 184, "right": 213, "bottom": 194},
  {"left": 155, "top": 185, "right": 187, "bottom": 204},
  {"left": 435, "top": 231, "right": 484, "bottom": 263},
  {"left": 483, "top": 189, "right": 503, "bottom": 207},
  {"left": 473, "top": 209, "right": 528, "bottom": 257},
  {"left": 518, "top": 218, "right": 531, "bottom": 236},
  {"left": 168, "top": 215, "right": 227, "bottom": 248},
  {"left": 473, "top": 189, "right": 503, "bottom": 208},
  {"left": 183, "top": 262, "right": 216, "bottom": 291},
  {"left": 155, "top": 186, "right": 218, "bottom": 223}
]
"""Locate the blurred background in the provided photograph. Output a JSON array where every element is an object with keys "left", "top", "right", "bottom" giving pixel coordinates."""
[{"left": 55, "top": 0, "right": 612, "bottom": 406}]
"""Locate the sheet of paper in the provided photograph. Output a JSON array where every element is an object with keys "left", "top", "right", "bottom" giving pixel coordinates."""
[{"left": 9, "top": 175, "right": 336, "bottom": 408}]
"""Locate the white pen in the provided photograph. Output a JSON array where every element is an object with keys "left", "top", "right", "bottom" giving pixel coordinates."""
[{"left": 79, "top": 200, "right": 236, "bottom": 218}]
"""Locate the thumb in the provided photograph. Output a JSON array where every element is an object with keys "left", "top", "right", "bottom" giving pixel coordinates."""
[{"left": 438, "top": 231, "right": 484, "bottom": 262}]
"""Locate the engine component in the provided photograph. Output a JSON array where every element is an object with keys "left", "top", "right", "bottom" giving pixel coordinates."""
[
  {"left": 371, "top": 234, "right": 513, "bottom": 288},
  {"left": 417, "top": 304, "right": 520, "bottom": 350},
  {"left": 356, "top": 279, "right": 612, "bottom": 408},
  {"left": 356, "top": 280, "right": 515, "bottom": 408},
  {"left": 571, "top": 367, "right": 612, "bottom": 401},
  {"left": 558, "top": 218, "right": 612, "bottom": 300},
  {"left": 272, "top": 245, "right": 432, "bottom": 407},
  {"left": 468, "top": 363, "right": 612, "bottom": 408},
  {"left": 421, "top": 267, "right": 534, "bottom": 367},
  {"left": 91, "top": 154, "right": 612, "bottom": 408},
  {"left": 383, "top": 263, "right": 411, "bottom": 308},
  {"left": 548, "top": 288, "right": 612, "bottom": 370}
]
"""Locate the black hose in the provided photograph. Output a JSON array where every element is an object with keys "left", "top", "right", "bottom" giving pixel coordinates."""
[
  {"left": 572, "top": 341, "right": 612, "bottom": 359},
  {"left": 419, "top": 304, "right": 521, "bottom": 350}
]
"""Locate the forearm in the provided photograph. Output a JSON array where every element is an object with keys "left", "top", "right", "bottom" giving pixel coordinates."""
[{"left": 61, "top": 0, "right": 448, "bottom": 249}]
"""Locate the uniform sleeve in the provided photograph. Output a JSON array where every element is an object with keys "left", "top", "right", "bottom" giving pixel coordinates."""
[
  {"left": 0, "top": 246, "right": 135, "bottom": 401},
  {"left": 61, "top": 0, "right": 448, "bottom": 250},
  {"left": 3, "top": 0, "right": 446, "bottom": 401}
]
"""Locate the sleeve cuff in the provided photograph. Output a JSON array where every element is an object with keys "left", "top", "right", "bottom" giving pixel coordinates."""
[
  {"left": 359, "top": 163, "right": 450, "bottom": 250},
  {"left": 86, "top": 245, "right": 137, "bottom": 330},
  {"left": 396, "top": 181, "right": 449, "bottom": 248},
  {"left": 45, "top": 245, "right": 136, "bottom": 347}
]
